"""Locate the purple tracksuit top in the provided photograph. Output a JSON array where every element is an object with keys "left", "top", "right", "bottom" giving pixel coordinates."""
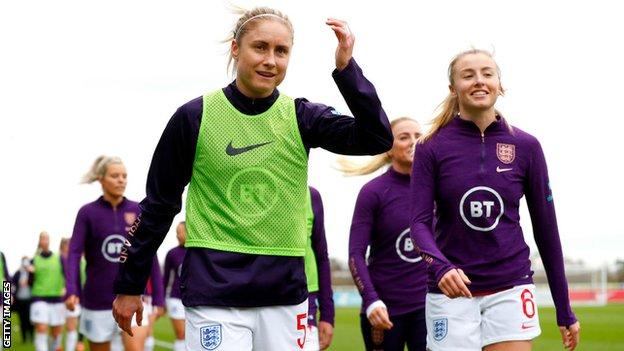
[
  {"left": 66, "top": 197, "right": 144, "bottom": 310},
  {"left": 307, "top": 186, "right": 335, "bottom": 327},
  {"left": 163, "top": 246, "right": 185, "bottom": 300},
  {"left": 410, "top": 115, "right": 576, "bottom": 326},
  {"left": 349, "top": 167, "right": 427, "bottom": 317}
]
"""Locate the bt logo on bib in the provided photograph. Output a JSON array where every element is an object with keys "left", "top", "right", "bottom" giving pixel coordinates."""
[{"left": 459, "top": 186, "right": 504, "bottom": 232}]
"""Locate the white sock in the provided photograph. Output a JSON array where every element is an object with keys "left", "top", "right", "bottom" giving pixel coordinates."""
[
  {"left": 174, "top": 339, "right": 186, "bottom": 351},
  {"left": 110, "top": 332, "right": 123, "bottom": 351},
  {"left": 52, "top": 334, "right": 62, "bottom": 350},
  {"left": 66, "top": 330, "right": 78, "bottom": 351},
  {"left": 34, "top": 332, "right": 48, "bottom": 351},
  {"left": 145, "top": 335, "right": 155, "bottom": 351}
]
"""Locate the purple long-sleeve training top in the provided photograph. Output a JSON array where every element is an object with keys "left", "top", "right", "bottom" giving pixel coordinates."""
[
  {"left": 67, "top": 197, "right": 141, "bottom": 310},
  {"left": 307, "top": 187, "right": 334, "bottom": 327},
  {"left": 146, "top": 256, "right": 165, "bottom": 307},
  {"left": 349, "top": 167, "right": 428, "bottom": 317},
  {"left": 410, "top": 116, "right": 576, "bottom": 326},
  {"left": 163, "top": 245, "right": 185, "bottom": 300},
  {"left": 113, "top": 58, "right": 393, "bottom": 308}
]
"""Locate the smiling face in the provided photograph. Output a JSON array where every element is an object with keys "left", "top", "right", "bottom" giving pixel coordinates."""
[
  {"left": 389, "top": 119, "right": 421, "bottom": 172},
  {"left": 231, "top": 19, "right": 293, "bottom": 99},
  {"left": 449, "top": 52, "right": 502, "bottom": 116}
]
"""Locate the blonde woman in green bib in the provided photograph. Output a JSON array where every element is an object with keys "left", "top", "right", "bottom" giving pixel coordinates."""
[{"left": 113, "top": 6, "right": 392, "bottom": 350}]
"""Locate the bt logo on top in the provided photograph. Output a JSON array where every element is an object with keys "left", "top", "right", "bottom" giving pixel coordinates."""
[
  {"left": 101, "top": 234, "right": 126, "bottom": 262},
  {"left": 459, "top": 186, "right": 504, "bottom": 232}
]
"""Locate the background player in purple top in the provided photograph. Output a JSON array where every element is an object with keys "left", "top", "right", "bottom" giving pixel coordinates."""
[
  {"left": 66, "top": 156, "right": 149, "bottom": 351},
  {"left": 112, "top": 6, "right": 392, "bottom": 350},
  {"left": 343, "top": 117, "right": 427, "bottom": 350},
  {"left": 410, "top": 49, "right": 580, "bottom": 351},
  {"left": 163, "top": 222, "right": 186, "bottom": 351},
  {"left": 304, "top": 186, "right": 335, "bottom": 351}
]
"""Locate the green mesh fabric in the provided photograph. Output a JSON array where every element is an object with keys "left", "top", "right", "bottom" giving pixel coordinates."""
[
  {"left": 304, "top": 189, "right": 319, "bottom": 292},
  {"left": 31, "top": 253, "right": 65, "bottom": 297},
  {"left": 185, "top": 90, "right": 309, "bottom": 256},
  {"left": 0, "top": 253, "right": 4, "bottom": 282}
]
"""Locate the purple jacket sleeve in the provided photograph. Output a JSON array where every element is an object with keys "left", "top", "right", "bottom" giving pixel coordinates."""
[
  {"left": 295, "top": 58, "right": 392, "bottom": 156},
  {"left": 150, "top": 256, "right": 165, "bottom": 307},
  {"left": 162, "top": 250, "right": 173, "bottom": 299},
  {"left": 113, "top": 103, "right": 198, "bottom": 295},
  {"left": 525, "top": 140, "right": 576, "bottom": 327},
  {"left": 310, "top": 189, "right": 334, "bottom": 325},
  {"left": 348, "top": 185, "right": 381, "bottom": 311},
  {"left": 410, "top": 141, "right": 456, "bottom": 284},
  {"left": 67, "top": 207, "right": 88, "bottom": 297}
]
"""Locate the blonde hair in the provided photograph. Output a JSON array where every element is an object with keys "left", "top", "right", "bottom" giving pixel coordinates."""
[
  {"left": 224, "top": 6, "right": 294, "bottom": 74},
  {"left": 81, "top": 155, "right": 123, "bottom": 184},
  {"left": 420, "top": 49, "right": 506, "bottom": 142},
  {"left": 337, "top": 117, "right": 417, "bottom": 176},
  {"left": 60, "top": 237, "right": 70, "bottom": 251}
]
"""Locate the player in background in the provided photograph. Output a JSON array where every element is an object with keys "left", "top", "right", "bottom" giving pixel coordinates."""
[
  {"left": 11, "top": 256, "right": 35, "bottom": 344},
  {"left": 343, "top": 117, "right": 427, "bottom": 350},
  {"left": 66, "top": 156, "right": 150, "bottom": 351},
  {"left": 30, "top": 231, "right": 65, "bottom": 351},
  {"left": 163, "top": 222, "right": 187, "bottom": 351},
  {"left": 410, "top": 49, "right": 580, "bottom": 350},
  {"left": 112, "top": 6, "right": 392, "bottom": 350},
  {"left": 303, "top": 187, "right": 335, "bottom": 351},
  {"left": 60, "top": 238, "right": 86, "bottom": 351},
  {"left": 144, "top": 256, "right": 165, "bottom": 351}
]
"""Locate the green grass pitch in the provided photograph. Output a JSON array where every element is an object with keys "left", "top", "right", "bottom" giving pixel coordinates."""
[{"left": 6, "top": 305, "right": 624, "bottom": 350}]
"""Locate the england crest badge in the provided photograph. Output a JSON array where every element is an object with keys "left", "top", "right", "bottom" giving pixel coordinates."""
[
  {"left": 200, "top": 324, "right": 222, "bottom": 350},
  {"left": 496, "top": 143, "right": 516, "bottom": 164},
  {"left": 433, "top": 318, "right": 448, "bottom": 341}
]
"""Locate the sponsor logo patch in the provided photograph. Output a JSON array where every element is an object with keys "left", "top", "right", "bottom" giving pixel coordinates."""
[
  {"left": 225, "top": 141, "right": 273, "bottom": 156},
  {"left": 496, "top": 143, "right": 515, "bottom": 164},
  {"left": 459, "top": 186, "right": 505, "bottom": 232},
  {"left": 395, "top": 228, "right": 422, "bottom": 263},
  {"left": 200, "top": 324, "right": 222, "bottom": 350},
  {"left": 101, "top": 234, "right": 126, "bottom": 262}
]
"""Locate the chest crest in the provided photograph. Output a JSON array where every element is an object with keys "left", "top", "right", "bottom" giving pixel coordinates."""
[{"left": 496, "top": 143, "right": 516, "bottom": 164}]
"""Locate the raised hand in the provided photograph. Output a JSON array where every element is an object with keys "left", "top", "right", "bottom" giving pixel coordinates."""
[{"left": 326, "top": 18, "right": 355, "bottom": 71}]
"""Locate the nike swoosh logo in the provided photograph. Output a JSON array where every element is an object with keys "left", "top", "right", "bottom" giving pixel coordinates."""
[
  {"left": 496, "top": 166, "right": 513, "bottom": 173},
  {"left": 226, "top": 141, "right": 273, "bottom": 156},
  {"left": 521, "top": 323, "right": 534, "bottom": 330}
]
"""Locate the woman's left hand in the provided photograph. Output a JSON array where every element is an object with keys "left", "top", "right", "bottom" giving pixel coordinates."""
[
  {"left": 559, "top": 321, "right": 580, "bottom": 350},
  {"left": 326, "top": 18, "right": 355, "bottom": 71}
]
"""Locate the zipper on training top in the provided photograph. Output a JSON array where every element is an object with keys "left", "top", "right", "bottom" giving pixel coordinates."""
[{"left": 480, "top": 132, "right": 486, "bottom": 174}]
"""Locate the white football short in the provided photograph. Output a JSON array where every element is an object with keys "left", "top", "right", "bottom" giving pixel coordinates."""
[
  {"left": 80, "top": 304, "right": 150, "bottom": 343},
  {"left": 303, "top": 324, "right": 320, "bottom": 351},
  {"left": 30, "top": 301, "right": 66, "bottom": 326},
  {"left": 65, "top": 303, "right": 82, "bottom": 318},
  {"left": 426, "top": 284, "right": 541, "bottom": 350},
  {"left": 186, "top": 299, "right": 308, "bottom": 351},
  {"left": 166, "top": 297, "right": 186, "bottom": 320}
]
